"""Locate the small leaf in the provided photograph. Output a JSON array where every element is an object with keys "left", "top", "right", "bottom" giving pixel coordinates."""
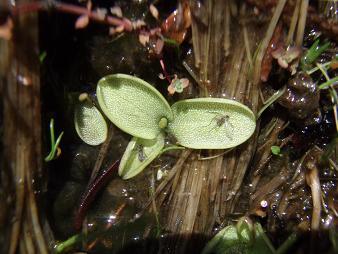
[
  {"left": 0, "top": 17, "right": 13, "bottom": 40},
  {"left": 74, "top": 101, "right": 108, "bottom": 146},
  {"left": 202, "top": 219, "right": 274, "bottom": 254},
  {"left": 271, "top": 145, "right": 281, "bottom": 156},
  {"left": 139, "top": 33, "right": 149, "bottom": 46},
  {"left": 110, "top": 6, "right": 123, "bottom": 17},
  {"left": 168, "top": 75, "right": 190, "bottom": 95},
  {"left": 119, "top": 133, "right": 165, "bottom": 179},
  {"left": 301, "top": 40, "right": 330, "bottom": 70},
  {"left": 202, "top": 225, "right": 240, "bottom": 254},
  {"left": 168, "top": 98, "right": 256, "bottom": 149},
  {"left": 149, "top": 4, "right": 159, "bottom": 20},
  {"left": 75, "top": 15, "right": 89, "bottom": 29},
  {"left": 97, "top": 74, "right": 173, "bottom": 139}
]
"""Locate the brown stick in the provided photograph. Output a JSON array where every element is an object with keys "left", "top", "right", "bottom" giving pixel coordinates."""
[{"left": 10, "top": 0, "right": 132, "bottom": 31}]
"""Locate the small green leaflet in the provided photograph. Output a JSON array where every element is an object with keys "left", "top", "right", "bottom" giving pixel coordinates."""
[
  {"left": 119, "top": 133, "right": 165, "bottom": 179},
  {"left": 74, "top": 101, "right": 108, "bottom": 146},
  {"left": 45, "top": 118, "right": 64, "bottom": 162},
  {"left": 271, "top": 145, "right": 281, "bottom": 156}
]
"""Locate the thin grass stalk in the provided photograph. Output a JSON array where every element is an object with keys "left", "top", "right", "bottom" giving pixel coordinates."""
[
  {"left": 23, "top": 218, "right": 36, "bottom": 254},
  {"left": 295, "top": 0, "right": 309, "bottom": 47},
  {"left": 26, "top": 167, "right": 48, "bottom": 254},
  {"left": 224, "top": 1, "right": 231, "bottom": 57},
  {"left": 286, "top": 0, "right": 301, "bottom": 45}
]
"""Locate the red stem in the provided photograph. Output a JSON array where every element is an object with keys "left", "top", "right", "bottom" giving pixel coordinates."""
[
  {"left": 74, "top": 159, "right": 120, "bottom": 231},
  {"left": 11, "top": 0, "right": 132, "bottom": 31},
  {"left": 160, "top": 59, "right": 172, "bottom": 84}
]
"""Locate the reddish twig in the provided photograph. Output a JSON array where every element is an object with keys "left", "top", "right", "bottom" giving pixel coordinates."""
[
  {"left": 261, "top": 21, "right": 283, "bottom": 82},
  {"left": 159, "top": 59, "right": 172, "bottom": 84},
  {"left": 74, "top": 159, "right": 120, "bottom": 231},
  {"left": 10, "top": 0, "right": 132, "bottom": 31}
]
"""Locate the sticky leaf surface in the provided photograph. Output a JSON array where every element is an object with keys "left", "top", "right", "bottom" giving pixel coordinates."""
[
  {"left": 119, "top": 133, "right": 165, "bottom": 179},
  {"left": 168, "top": 98, "right": 256, "bottom": 149},
  {"left": 97, "top": 74, "right": 173, "bottom": 139},
  {"left": 74, "top": 101, "right": 108, "bottom": 146}
]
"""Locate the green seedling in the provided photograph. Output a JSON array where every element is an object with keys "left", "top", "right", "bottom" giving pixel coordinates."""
[
  {"left": 301, "top": 40, "right": 330, "bottom": 70},
  {"left": 271, "top": 145, "right": 282, "bottom": 156},
  {"left": 75, "top": 74, "right": 257, "bottom": 179},
  {"left": 45, "top": 118, "right": 64, "bottom": 162}
]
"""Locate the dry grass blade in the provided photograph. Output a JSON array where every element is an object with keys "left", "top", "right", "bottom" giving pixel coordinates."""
[
  {"left": 253, "top": 0, "right": 287, "bottom": 86},
  {"left": 295, "top": 0, "right": 309, "bottom": 47},
  {"left": 26, "top": 167, "right": 48, "bottom": 254},
  {"left": 87, "top": 124, "right": 114, "bottom": 188},
  {"left": 305, "top": 158, "right": 322, "bottom": 230},
  {"left": 286, "top": 0, "right": 301, "bottom": 45},
  {"left": 144, "top": 149, "right": 192, "bottom": 210}
]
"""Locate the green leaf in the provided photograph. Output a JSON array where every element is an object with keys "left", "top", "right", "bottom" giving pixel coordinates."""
[
  {"left": 271, "top": 145, "right": 281, "bottom": 156},
  {"left": 237, "top": 217, "right": 254, "bottom": 244},
  {"left": 301, "top": 40, "right": 330, "bottom": 69},
  {"left": 202, "top": 219, "right": 274, "bottom": 254},
  {"left": 319, "top": 76, "right": 338, "bottom": 89},
  {"left": 97, "top": 74, "right": 173, "bottom": 140},
  {"left": 202, "top": 225, "right": 240, "bottom": 254},
  {"left": 168, "top": 98, "right": 256, "bottom": 149},
  {"left": 119, "top": 133, "right": 165, "bottom": 179},
  {"left": 252, "top": 223, "right": 276, "bottom": 254},
  {"left": 74, "top": 101, "right": 108, "bottom": 146}
]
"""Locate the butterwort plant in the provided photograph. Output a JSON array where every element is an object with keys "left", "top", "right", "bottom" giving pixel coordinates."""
[{"left": 74, "top": 74, "right": 256, "bottom": 179}]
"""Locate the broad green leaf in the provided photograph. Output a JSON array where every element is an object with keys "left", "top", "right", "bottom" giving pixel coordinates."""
[
  {"left": 168, "top": 98, "right": 256, "bottom": 149},
  {"left": 119, "top": 133, "right": 165, "bottom": 179},
  {"left": 202, "top": 219, "right": 274, "bottom": 254},
  {"left": 202, "top": 225, "right": 239, "bottom": 254},
  {"left": 97, "top": 74, "right": 173, "bottom": 140},
  {"left": 74, "top": 101, "right": 108, "bottom": 146}
]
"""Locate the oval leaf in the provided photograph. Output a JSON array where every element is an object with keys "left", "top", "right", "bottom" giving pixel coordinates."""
[
  {"left": 97, "top": 74, "right": 173, "bottom": 139},
  {"left": 74, "top": 101, "right": 108, "bottom": 146},
  {"left": 119, "top": 134, "right": 165, "bottom": 179},
  {"left": 168, "top": 98, "right": 256, "bottom": 149}
]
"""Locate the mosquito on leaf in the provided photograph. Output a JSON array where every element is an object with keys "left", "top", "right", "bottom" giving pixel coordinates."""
[{"left": 205, "top": 112, "right": 234, "bottom": 141}]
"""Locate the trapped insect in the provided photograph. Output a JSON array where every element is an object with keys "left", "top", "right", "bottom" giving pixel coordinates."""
[
  {"left": 134, "top": 144, "right": 147, "bottom": 162},
  {"left": 206, "top": 112, "right": 234, "bottom": 140}
]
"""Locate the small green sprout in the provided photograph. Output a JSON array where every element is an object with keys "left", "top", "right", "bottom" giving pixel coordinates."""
[
  {"left": 45, "top": 118, "right": 64, "bottom": 162},
  {"left": 271, "top": 145, "right": 281, "bottom": 156},
  {"left": 39, "top": 51, "right": 47, "bottom": 63},
  {"left": 167, "top": 74, "right": 189, "bottom": 95},
  {"left": 301, "top": 40, "right": 330, "bottom": 70},
  {"left": 158, "top": 117, "right": 168, "bottom": 129},
  {"left": 55, "top": 234, "right": 81, "bottom": 254},
  {"left": 78, "top": 74, "right": 256, "bottom": 179},
  {"left": 319, "top": 76, "right": 338, "bottom": 90}
]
